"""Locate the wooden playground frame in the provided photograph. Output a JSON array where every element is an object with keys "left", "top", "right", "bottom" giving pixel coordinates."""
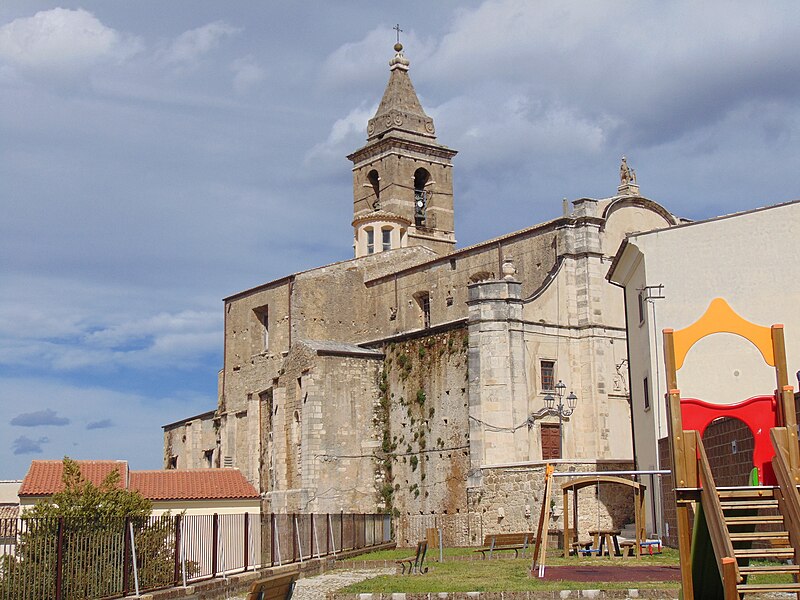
[{"left": 663, "top": 297, "right": 800, "bottom": 598}]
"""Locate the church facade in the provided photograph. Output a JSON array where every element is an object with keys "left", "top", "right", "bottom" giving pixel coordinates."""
[{"left": 163, "top": 43, "right": 683, "bottom": 544}]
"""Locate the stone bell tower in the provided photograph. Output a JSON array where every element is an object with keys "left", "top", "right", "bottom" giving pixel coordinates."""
[{"left": 348, "top": 42, "right": 458, "bottom": 258}]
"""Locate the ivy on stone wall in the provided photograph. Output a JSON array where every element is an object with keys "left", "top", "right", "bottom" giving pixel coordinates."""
[{"left": 374, "top": 328, "right": 469, "bottom": 515}]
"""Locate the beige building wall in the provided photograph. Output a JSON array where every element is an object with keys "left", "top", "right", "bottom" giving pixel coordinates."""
[{"left": 149, "top": 498, "right": 260, "bottom": 517}]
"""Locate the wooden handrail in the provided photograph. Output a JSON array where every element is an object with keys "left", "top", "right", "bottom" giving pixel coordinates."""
[
  {"left": 771, "top": 427, "right": 800, "bottom": 567},
  {"left": 695, "top": 434, "right": 740, "bottom": 588}
]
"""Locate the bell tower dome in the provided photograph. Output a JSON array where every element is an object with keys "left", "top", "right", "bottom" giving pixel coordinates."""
[{"left": 348, "top": 42, "right": 457, "bottom": 258}]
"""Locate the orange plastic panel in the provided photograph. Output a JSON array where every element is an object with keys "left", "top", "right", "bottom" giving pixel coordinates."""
[{"left": 672, "top": 298, "right": 774, "bottom": 370}]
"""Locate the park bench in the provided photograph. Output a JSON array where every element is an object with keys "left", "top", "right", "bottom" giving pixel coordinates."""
[
  {"left": 474, "top": 532, "right": 537, "bottom": 559},
  {"left": 396, "top": 540, "right": 429, "bottom": 574},
  {"left": 245, "top": 572, "right": 297, "bottom": 600}
]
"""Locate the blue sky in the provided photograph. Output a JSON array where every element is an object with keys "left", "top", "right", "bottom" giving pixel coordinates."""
[{"left": 2, "top": 1, "right": 800, "bottom": 478}]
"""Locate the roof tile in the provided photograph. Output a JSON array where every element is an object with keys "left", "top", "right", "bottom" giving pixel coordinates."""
[
  {"left": 18, "top": 460, "right": 127, "bottom": 496},
  {"left": 19, "top": 461, "right": 259, "bottom": 502},
  {"left": 129, "top": 469, "right": 259, "bottom": 501}
]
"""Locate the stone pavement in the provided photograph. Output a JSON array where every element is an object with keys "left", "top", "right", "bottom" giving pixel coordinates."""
[{"left": 230, "top": 567, "right": 394, "bottom": 600}]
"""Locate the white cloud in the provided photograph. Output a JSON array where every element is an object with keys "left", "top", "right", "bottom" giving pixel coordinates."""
[
  {"left": 0, "top": 276, "right": 221, "bottom": 373},
  {"left": 0, "top": 8, "right": 142, "bottom": 73},
  {"left": 320, "top": 26, "right": 436, "bottom": 90},
  {"left": 161, "top": 21, "right": 240, "bottom": 66},
  {"left": 305, "top": 103, "right": 376, "bottom": 166},
  {"left": 231, "top": 55, "right": 265, "bottom": 93}
]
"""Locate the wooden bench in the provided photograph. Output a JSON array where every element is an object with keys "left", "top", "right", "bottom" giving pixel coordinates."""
[
  {"left": 474, "top": 533, "right": 536, "bottom": 559},
  {"left": 396, "top": 540, "right": 429, "bottom": 574},
  {"left": 246, "top": 573, "right": 297, "bottom": 600}
]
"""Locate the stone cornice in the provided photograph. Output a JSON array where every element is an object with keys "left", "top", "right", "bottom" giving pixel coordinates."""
[{"left": 348, "top": 136, "right": 457, "bottom": 166}]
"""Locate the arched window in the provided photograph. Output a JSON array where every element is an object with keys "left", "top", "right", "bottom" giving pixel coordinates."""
[
  {"left": 367, "top": 169, "right": 380, "bottom": 208},
  {"left": 414, "top": 168, "right": 431, "bottom": 226},
  {"left": 382, "top": 227, "right": 392, "bottom": 251},
  {"left": 366, "top": 228, "right": 375, "bottom": 254}
]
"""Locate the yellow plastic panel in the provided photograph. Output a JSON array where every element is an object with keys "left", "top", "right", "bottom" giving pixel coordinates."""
[{"left": 672, "top": 298, "right": 774, "bottom": 370}]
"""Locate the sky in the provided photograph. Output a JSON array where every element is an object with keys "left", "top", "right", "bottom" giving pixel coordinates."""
[{"left": 2, "top": 1, "right": 799, "bottom": 479}]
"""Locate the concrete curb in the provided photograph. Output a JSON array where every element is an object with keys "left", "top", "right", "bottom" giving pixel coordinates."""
[{"left": 329, "top": 591, "right": 680, "bottom": 600}]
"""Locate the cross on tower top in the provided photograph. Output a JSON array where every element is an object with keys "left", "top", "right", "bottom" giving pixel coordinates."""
[{"left": 393, "top": 23, "right": 403, "bottom": 45}]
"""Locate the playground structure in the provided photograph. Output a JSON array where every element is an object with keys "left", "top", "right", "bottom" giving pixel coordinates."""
[
  {"left": 561, "top": 475, "right": 646, "bottom": 557},
  {"left": 530, "top": 466, "right": 665, "bottom": 577},
  {"left": 663, "top": 298, "right": 800, "bottom": 598}
]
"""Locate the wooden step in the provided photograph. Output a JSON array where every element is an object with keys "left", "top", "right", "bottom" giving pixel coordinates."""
[
  {"left": 738, "top": 583, "right": 800, "bottom": 594},
  {"left": 739, "top": 564, "right": 800, "bottom": 575},
  {"left": 717, "top": 486, "right": 776, "bottom": 499},
  {"left": 725, "top": 514, "right": 784, "bottom": 525},
  {"left": 720, "top": 499, "right": 778, "bottom": 510},
  {"left": 734, "top": 547, "right": 794, "bottom": 560},
  {"left": 729, "top": 531, "right": 789, "bottom": 542}
]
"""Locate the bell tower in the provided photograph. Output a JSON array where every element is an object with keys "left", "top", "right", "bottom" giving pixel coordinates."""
[{"left": 348, "top": 42, "right": 457, "bottom": 258}]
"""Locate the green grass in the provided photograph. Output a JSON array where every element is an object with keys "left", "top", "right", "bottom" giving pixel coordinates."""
[
  {"left": 339, "top": 548, "right": 681, "bottom": 594},
  {"left": 344, "top": 546, "right": 680, "bottom": 566}
]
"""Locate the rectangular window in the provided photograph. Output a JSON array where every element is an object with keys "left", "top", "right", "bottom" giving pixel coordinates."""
[
  {"left": 541, "top": 423, "right": 561, "bottom": 460},
  {"left": 255, "top": 307, "right": 269, "bottom": 351},
  {"left": 540, "top": 360, "right": 556, "bottom": 392},
  {"left": 420, "top": 293, "right": 431, "bottom": 328},
  {"left": 382, "top": 229, "right": 391, "bottom": 251},
  {"left": 366, "top": 229, "right": 375, "bottom": 254},
  {"left": 643, "top": 376, "right": 651, "bottom": 411}
]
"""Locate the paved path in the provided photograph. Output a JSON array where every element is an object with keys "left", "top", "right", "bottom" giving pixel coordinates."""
[{"left": 231, "top": 567, "right": 393, "bottom": 600}]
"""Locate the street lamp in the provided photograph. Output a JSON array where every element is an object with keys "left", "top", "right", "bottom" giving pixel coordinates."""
[{"left": 531, "top": 379, "right": 579, "bottom": 459}]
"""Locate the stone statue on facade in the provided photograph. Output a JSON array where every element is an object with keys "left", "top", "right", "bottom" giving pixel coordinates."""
[
  {"left": 618, "top": 157, "right": 640, "bottom": 196},
  {"left": 620, "top": 157, "right": 635, "bottom": 185}
]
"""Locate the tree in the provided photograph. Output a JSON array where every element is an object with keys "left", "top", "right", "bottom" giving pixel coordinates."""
[{"left": 0, "top": 457, "right": 176, "bottom": 600}]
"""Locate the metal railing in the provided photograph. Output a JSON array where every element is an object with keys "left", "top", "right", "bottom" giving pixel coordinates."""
[{"left": 0, "top": 512, "right": 391, "bottom": 600}]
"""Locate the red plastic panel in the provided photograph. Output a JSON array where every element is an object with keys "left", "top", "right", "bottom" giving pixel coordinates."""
[{"left": 681, "top": 395, "right": 778, "bottom": 485}]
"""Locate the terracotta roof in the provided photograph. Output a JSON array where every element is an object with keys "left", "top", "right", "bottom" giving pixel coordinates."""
[
  {"left": 0, "top": 505, "right": 19, "bottom": 521},
  {"left": 19, "top": 460, "right": 127, "bottom": 496},
  {"left": 129, "top": 469, "right": 259, "bottom": 501}
]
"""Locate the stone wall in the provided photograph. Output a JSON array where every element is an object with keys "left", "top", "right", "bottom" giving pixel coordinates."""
[
  {"left": 382, "top": 327, "right": 471, "bottom": 522},
  {"left": 467, "top": 461, "right": 635, "bottom": 546}
]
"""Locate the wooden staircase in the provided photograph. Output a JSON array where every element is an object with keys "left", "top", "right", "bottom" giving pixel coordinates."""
[{"left": 717, "top": 486, "right": 800, "bottom": 596}]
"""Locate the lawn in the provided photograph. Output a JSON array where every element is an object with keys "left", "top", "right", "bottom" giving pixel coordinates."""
[
  {"left": 342, "top": 545, "right": 680, "bottom": 566},
  {"left": 340, "top": 548, "right": 682, "bottom": 593}
]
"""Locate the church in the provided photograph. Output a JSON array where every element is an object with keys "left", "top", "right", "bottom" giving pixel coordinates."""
[{"left": 163, "top": 42, "right": 683, "bottom": 544}]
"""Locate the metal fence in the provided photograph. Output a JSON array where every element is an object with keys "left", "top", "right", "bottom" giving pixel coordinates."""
[{"left": 0, "top": 513, "right": 391, "bottom": 600}]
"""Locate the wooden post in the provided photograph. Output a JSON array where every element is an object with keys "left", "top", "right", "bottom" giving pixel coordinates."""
[
  {"left": 773, "top": 326, "right": 799, "bottom": 479},
  {"left": 562, "top": 488, "right": 570, "bottom": 557},
  {"left": 664, "top": 329, "right": 694, "bottom": 600},
  {"left": 722, "top": 557, "right": 739, "bottom": 600},
  {"left": 676, "top": 504, "right": 694, "bottom": 600},
  {"left": 634, "top": 487, "right": 642, "bottom": 558}
]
